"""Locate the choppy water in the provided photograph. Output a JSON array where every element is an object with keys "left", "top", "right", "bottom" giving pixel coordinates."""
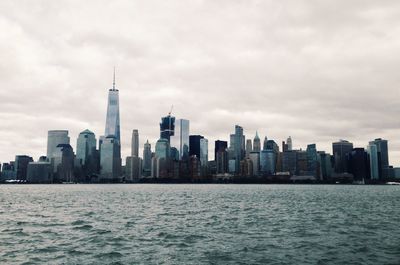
[{"left": 0, "top": 184, "right": 399, "bottom": 264}]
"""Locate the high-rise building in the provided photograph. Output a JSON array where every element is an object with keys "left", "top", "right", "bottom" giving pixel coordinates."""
[
  {"left": 348, "top": 148, "right": 369, "bottom": 181},
  {"left": 260, "top": 150, "right": 276, "bottom": 175},
  {"left": 306, "top": 144, "right": 318, "bottom": 177},
  {"left": 27, "top": 161, "right": 52, "bottom": 183},
  {"left": 104, "top": 70, "right": 121, "bottom": 142},
  {"left": 47, "top": 130, "right": 70, "bottom": 159},
  {"left": 155, "top": 138, "right": 170, "bottom": 159},
  {"left": 126, "top": 156, "right": 142, "bottom": 181},
  {"left": 246, "top": 139, "right": 252, "bottom": 158},
  {"left": 200, "top": 138, "right": 208, "bottom": 167},
  {"left": 215, "top": 140, "right": 228, "bottom": 174},
  {"left": 287, "top": 136, "right": 293, "bottom": 151},
  {"left": 249, "top": 151, "right": 260, "bottom": 176},
  {"left": 131, "top": 130, "right": 139, "bottom": 157},
  {"left": 143, "top": 140, "right": 152, "bottom": 176},
  {"left": 160, "top": 115, "right": 175, "bottom": 142},
  {"left": 253, "top": 131, "right": 261, "bottom": 152},
  {"left": 189, "top": 135, "right": 204, "bottom": 158},
  {"left": 332, "top": 140, "right": 353, "bottom": 174},
  {"left": 369, "top": 138, "right": 389, "bottom": 179},
  {"left": 101, "top": 71, "right": 122, "bottom": 180},
  {"left": 263, "top": 136, "right": 268, "bottom": 151},
  {"left": 14, "top": 155, "right": 33, "bottom": 180},
  {"left": 170, "top": 119, "right": 190, "bottom": 160},
  {"left": 100, "top": 136, "right": 121, "bottom": 180},
  {"left": 317, "top": 151, "right": 333, "bottom": 180},
  {"left": 367, "top": 143, "right": 379, "bottom": 180},
  {"left": 234, "top": 125, "right": 244, "bottom": 173},
  {"left": 76, "top": 129, "right": 97, "bottom": 166},
  {"left": 53, "top": 144, "right": 75, "bottom": 182},
  {"left": 215, "top": 140, "right": 227, "bottom": 161},
  {"left": 282, "top": 151, "right": 297, "bottom": 175}
]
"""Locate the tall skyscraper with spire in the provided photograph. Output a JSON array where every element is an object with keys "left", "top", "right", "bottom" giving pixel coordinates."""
[
  {"left": 104, "top": 68, "right": 121, "bottom": 142},
  {"left": 253, "top": 131, "right": 261, "bottom": 152},
  {"left": 100, "top": 69, "right": 122, "bottom": 180}
]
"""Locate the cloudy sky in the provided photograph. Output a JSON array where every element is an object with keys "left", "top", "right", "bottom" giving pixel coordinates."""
[{"left": 0, "top": 0, "right": 399, "bottom": 165}]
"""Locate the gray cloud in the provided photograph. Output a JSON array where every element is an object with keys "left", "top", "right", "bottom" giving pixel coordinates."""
[{"left": 0, "top": 0, "right": 399, "bottom": 166}]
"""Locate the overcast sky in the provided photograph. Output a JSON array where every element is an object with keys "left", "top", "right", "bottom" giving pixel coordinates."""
[{"left": 0, "top": 0, "right": 399, "bottom": 166}]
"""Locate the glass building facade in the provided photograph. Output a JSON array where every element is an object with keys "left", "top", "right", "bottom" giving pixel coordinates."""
[
  {"left": 105, "top": 88, "right": 121, "bottom": 142},
  {"left": 170, "top": 119, "right": 189, "bottom": 160},
  {"left": 47, "top": 130, "right": 70, "bottom": 159},
  {"left": 160, "top": 115, "right": 175, "bottom": 142},
  {"left": 76, "top": 129, "right": 96, "bottom": 166},
  {"left": 332, "top": 140, "right": 353, "bottom": 173},
  {"left": 100, "top": 136, "right": 121, "bottom": 180},
  {"left": 367, "top": 144, "right": 379, "bottom": 180}
]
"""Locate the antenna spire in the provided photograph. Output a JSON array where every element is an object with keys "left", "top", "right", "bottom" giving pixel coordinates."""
[{"left": 113, "top": 66, "right": 116, "bottom": 90}]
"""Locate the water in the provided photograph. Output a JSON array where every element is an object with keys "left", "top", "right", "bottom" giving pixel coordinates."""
[{"left": 0, "top": 184, "right": 399, "bottom": 264}]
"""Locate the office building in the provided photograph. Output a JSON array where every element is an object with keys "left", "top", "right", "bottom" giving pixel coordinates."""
[
  {"left": 14, "top": 155, "right": 33, "bottom": 180},
  {"left": 131, "top": 129, "right": 139, "bottom": 157},
  {"left": 100, "top": 136, "right": 121, "bottom": 180},
  {"left": 170, "top": 119, "right": 190, "bottom": 160},
  {"left": 160, "top": 115, "right": 175, "bottom": 142},
  {"left": 47, "top": 130, "right": 70, "bottom": 159},
  {"left": 253, "top": 131, "right": 261, "bottom": 152},
  {"left": 367, "top": 143, "right": 379, "bottom": 180},
  {"left": 143, "top": 140, "right": 152, "bottom": 176},
  {"left": 332, "top": 140, "right": 353, "bottom": 173}
]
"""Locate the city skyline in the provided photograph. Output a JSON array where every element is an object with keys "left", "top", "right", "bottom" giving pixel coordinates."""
[{"left": 1, "top": 1, "right": 400, "bottom": 165}]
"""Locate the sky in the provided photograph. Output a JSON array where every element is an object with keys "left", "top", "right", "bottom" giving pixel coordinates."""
[{"left": 0, "top": 0, "right": 399, "bottom": 166}]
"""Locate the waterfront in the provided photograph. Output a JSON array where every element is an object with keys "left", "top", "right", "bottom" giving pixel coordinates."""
[{"left": 0, "top": 184, "right": 399, "bottom": 264}]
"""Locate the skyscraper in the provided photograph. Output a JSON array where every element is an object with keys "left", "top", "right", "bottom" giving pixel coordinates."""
[
  {"left": 253, "top": 131, "right": 261, "bottom": 152},
  {"left": 234, "top": 125, "right": 244, "bottom": 173},
  {"left": 104, "top": 69, "right": 121, "bottom": 142},
  {"left": 143, "top": 140, "right": 152, "bottom": 176},
  {"left": 101, "top": 70, "right": 122, "bottom": 180},
  {"left": 131, "top": 129, "right": 139, "bottom": 157},
  {"left": 369, "top": 138, "right": 389, "bottom": 179},
  {"left": 100, "top": 136, "right": 121, "bottom": 180},
  {"left": 189, "top": 135, "right": 204, "bottom": 158},
  {"left": 332, "top": 140, "right": 353, "bottom": 174},
  {"left": 199, "top": 138, "right": 208, "bottom": 167},
  {"left": 246, "top": 139, "right": 252, "bottom": 158},
  {"left": 286, "top": 136, "right": 293, "bottom": 151},
  {"left": 76, "top": 129, "right": 96, "bottom": 166},
  {"left": 160, "top": 115, "right": 175, "bottom": 142},
  {"left": 155, "top": 138, "right": 170, "bottom": 159},
  {"left": 170, "top": 119, "right": 190, "bottom": 160},
  {"left": 263, "top": 136, "right": 268, "bottom": 151},
  {"left": 348, "top": 148, "right": 369, "bottom": 181},
  {"left": 14, "top": 155, "right": 33, "bottom": 180},
  {"left": 367, "top": 143, "right": 379, "bottom": 180},
  {"left": 306, "top": 144, "right": 318, "bottom": 177},
  {"left": 47, "top": 130, "right": 70, "bottom": 159}
]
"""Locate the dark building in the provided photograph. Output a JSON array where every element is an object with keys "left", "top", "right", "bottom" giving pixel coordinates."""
[
  {"left": 55, "top": 144, "right": 75, "bottom": 182},
  {"left": 189, "top": 135, "right": 204, "bottom": 158},
  {"left": 332, "top": 140, "right": 353, "bottom": 173},
  {"left": 160, "top": 115, "right": 175, "bottom": 142},
  {"left": 369, "top": 138, "right": 389, "bottom": 179},
  {"left": 282, "top": 151, "right": 297, "bottom": 175},
  {"left": 348, "top": 148, "right": 370, "bottom": 181},
  {"left": 214, "top": 140, "right": 228, "bottom": 160},
  {"left": 306, "top": 144, "right": 318, "bottom": 177},
  {"left": 266, "top": 140, "right": 279, "bottom": 153},
  {"left": 318, "top": 151, "right": 333, "bottom": 180},
  {"left": 296, "top": 150, "right": 308, "bottom": 175},
  {"left": 215, "top": 140, "right": 228, "bottom": 174},
  {"left": 234, "top": 125, "right": 244, "bottom": 173},
  {"left": 14, "top": 155, "right": 34, "bottom": 180}
]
